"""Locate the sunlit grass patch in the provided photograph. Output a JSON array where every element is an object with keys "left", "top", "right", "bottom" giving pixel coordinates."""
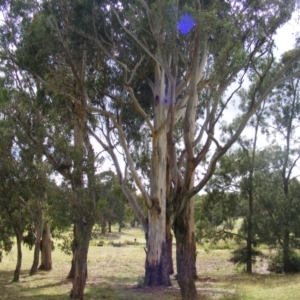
[{"left": 1, "top": 228, "right": 300, "bottom": 299}]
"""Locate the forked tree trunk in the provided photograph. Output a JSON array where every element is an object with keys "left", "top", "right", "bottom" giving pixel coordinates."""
[
  {"left": 174, "top": 211, "right": 197, "bottom": 300},
  {"left": 13, "top": 229, "right": 22, "bottom": 282},
  {"left": 29, "top": 227, "right": 42, "bottom": 276},
  {"left": 69, "top": 221, "right": 93, "bottom": 300},
  {"left": 39, "top": 223, "right": 52, "bottom": 271}
]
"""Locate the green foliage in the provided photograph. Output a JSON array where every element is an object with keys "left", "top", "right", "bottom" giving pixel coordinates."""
[
  {"left": 195, "top": 192, "right": 240, "bottom": 244},
  {"left": 0, "top": 218, "right": 14, "bottom": 253},
  {"left": 22, "top": 229, "right": 36, "bottom": 250},
  {"left": 57, "top": 233, "right": 73, "bottom": 256},
  {"left": 268, "top": 250, "right": 300, "bottom": 273},
  {"left": 229, "top": 246, "right": 262, "bottom": 266},
  {"left": 94, "top": 171, "right": 129, "bottom": 231}
]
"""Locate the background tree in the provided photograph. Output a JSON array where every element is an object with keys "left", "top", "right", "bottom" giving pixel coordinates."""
[
  {"left": 0, "top": 116, "right": 31, "bottom": 281},
  {"left": 95, "top": 171, "right": 127, "bottom": 234},
  {"left": 0, "top": 1, "right": 100, "bottom": 298}
]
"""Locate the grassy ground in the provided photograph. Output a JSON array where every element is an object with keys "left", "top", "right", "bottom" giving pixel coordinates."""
[{"left": 1, "top": 227, "right": 300, "bottom": 299}]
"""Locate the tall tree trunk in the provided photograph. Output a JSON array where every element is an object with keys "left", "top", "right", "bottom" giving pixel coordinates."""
[
  {"left": 39, "top": 223, "right": 52, "bottom": 271},
  {"left": 13, "top": 229, "right": 22, "bottom": 282},
  {"left": 144, "top": 63, "right": 170, "bottom": 287},
  {"left": 174, "top": 210, "right": 197, "bottom": 300},
  {"left": 69, "top": 221, "right": 93, "bottom": 300}
]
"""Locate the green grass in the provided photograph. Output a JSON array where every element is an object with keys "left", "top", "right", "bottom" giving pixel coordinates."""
[{"left": 1, "top": 226, "right": 300, "bottom": 299}]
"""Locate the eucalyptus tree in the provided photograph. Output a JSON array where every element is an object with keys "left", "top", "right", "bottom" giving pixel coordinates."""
[
  {"left": 78, "top": 1, "right": 300, "bottom": 298},
  {"left": 0, "top": 1, "right": 100, "bottom": 298},
  {"left": 94, "top": 170, "right": 127, "bottom": 233},
  {"left": 1, "top": 1, "right": 300, "bottom": 300}
]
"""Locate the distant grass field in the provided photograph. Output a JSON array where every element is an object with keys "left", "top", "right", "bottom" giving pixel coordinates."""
[{"left": 1, "top": 226, "right": 300, "bottom": 299}]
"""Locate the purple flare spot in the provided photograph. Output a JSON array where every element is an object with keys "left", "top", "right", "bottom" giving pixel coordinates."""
[{"left": 178, "top": 13, "right": 195, "bottom": 35}]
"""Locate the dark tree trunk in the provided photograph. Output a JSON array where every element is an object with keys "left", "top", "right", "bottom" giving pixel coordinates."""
[
  {"left": 29, "top": 223, "right": 42, "bottom": 276},
  {"left": 246, "top": 236, "right": 252, "bottom": 273},
  {"left": 13, "top": 229, "right": 22, "bottom": 282},
  {"left": 108, "top": 221, "right": 112, "bottom": 233},
  {"left": 188, "top": 198, "right": 197, "bottom": 279},
  {"left": 100, "top": 219, "right": 106, "bottom": 235},
  {"left": 166, "top": 212, "right": 174, "bottom": 275},
  {"left": 283, "top": 229, "right": 294, "bottom": 273},
  {"left": 246, "top": 190, "right": 253, "bottom": 273},
  {"left": 174, "top": 213, "right": 197, "bottom": 300},
  {"left": 39, "top": 223, "right": 52, "bottom": 271},
  {"left": 69, "top": 221, "right": 93, "bottom": 300},
  {"left": 144, "top": 241, "right": 171, "bottom": 286}
]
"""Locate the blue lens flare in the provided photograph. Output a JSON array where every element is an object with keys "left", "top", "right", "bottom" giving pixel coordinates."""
[{"left": 177, "top": 13, "right": 195, "bottom": 35}]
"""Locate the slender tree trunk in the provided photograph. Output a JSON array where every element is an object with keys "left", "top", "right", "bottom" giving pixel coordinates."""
[
  {"left": 174, "top": 211, "right": 197, "bottom": 300},
  {"left": 108, "top": 221, "right": 112, "bottom": 233},
  {"left": 29, "top": 203, "right": 42, "bottom": 276},
  {"left": 246, "top": 190, "right": 253, "bottom": 273},
  {"left": 29, "top": 226, "right": 42, "bottom": 275},
  {"left": 166, "top": 211, "right": 174, "bottom": 275},
  {"left": 67, "top": 224, "right": 77, "bottom": 280},
  {"left": 101, "top": 219, "right": 106, "bottom": 235},
  {"left": 69, "top": 221, "right": 93, "bottom": 300},
  {"left": 188, "top": 198, "right": 197, "bottom": 279},
  {"left": 283, "top": 229, "right": 294, "bottom": 273},
  {"left": 13, "top": 229, "right": 22, "bottom": 282},
  {"left": 39, "top": 223, "right": 52, "bottom": 271}
]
